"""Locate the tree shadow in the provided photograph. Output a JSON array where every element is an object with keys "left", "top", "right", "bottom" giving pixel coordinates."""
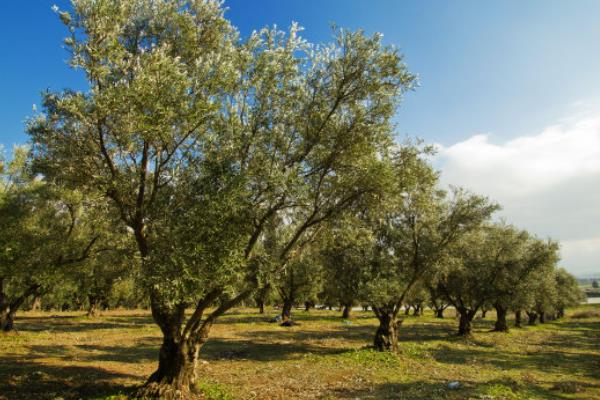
[
  {"left": 13, "top": 314, "right": 155, "bottom": 333},
  {"left": 200, "top": 337, "right": 350, "bottom": 361},
  {"left": 218, "top": 310, "right": 375, "bottom": 325},
  {"left": 0, "top": 355, "right": 137, "bottom": 400},
  {"left": 330, "top": 377, "right": 580, "bottom": 400},
  {"left": 25, "top": 339, "right": 159, "bottom": 364},
  {"left": 431, "top": 338, "right": 600, "bottom": 380}
]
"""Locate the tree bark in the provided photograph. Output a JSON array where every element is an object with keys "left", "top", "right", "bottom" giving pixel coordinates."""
[
  {"left": 87, "top": 296, "right": 101, "bottom": 317},
  {"left": 0, "top": 284, "right": 40, "bottom": 332},
  {"left": 493, "top": 303, "right": 509, "bottom": 332},
  {"left": 281, "top": 298, "right": 294, "bottom": 321},
  {"left": 457, "top": 308, "right": 475, "bottom": 336},
  {"left": 136, "top": 287, "right": 233, "bottom": 400},
  {"left": 258, "top": 301, "right": 264, "bottom": 314},
  {"left": 480, "top": 309, "right": 487, "bottom": 319},
  {"left": 373, "top": 312, "right": 401, "bottom": 352},
  {"left": 539, "top": 311, "right": 546, "bottom": 323},
  {"left": 527, "top": 311, "right": 538, "bottom": 325},
  {"left": 404, "top": 305, "right": 410, "bottom": 316},
  {"left": 137, "top": 334, "right": 205, "bottom": 400},
  {"left": 514, "top": 310, "right": 522, "bottom": 328},
  {"left": 304, "top": 301, "right": 313, "bottom": 312},
  {"left": 0, "top": 309, "right": 15, "bottom": 332},
  {"left": 412, "top": 305, "right": 420, "bottom": 316},
  {"left": 435, "top": 308, "right": 445, "bottom": 318},
  {"left": 342, "top": 304, "right": 351, "bottom": 319}
]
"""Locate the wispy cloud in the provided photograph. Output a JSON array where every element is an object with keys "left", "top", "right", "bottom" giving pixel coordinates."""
[{"left": 435, "top": 109, "right": 600, "bottom": 275}]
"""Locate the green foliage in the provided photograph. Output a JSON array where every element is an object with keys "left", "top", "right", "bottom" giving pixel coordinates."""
[
  {"left": 1, "top": 146, "right": 117, "bottom": 327},
  {"left": 320, "top": 214, "right": 374, "bottom": 308},
  {"left": 437, "top": 224, "right": 559, "bottom": 316}
]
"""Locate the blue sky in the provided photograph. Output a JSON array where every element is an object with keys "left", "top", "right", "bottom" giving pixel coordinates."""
[
  {"left": 1, "top": 1, "right": 599, "bottom": 275},
  {"left": 2, "top": 1, "right": 600, "bottom": 146}
]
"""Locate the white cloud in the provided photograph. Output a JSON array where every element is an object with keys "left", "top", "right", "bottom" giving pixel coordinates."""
[
  {"left": 435, "top": 111, "right": 600, "bottom": 275},
  {"left": 561, "top": 238, "right": 600, "bottom": 276}
]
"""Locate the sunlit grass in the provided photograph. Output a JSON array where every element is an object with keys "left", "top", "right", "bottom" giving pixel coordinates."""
[{"left": 1, "top": 305, "right": 598, "bottom": 399}]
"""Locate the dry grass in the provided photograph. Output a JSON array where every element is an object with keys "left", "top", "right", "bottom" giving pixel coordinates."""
[{"left": 0, "top": 305, "right": 599, "bottom": 400}]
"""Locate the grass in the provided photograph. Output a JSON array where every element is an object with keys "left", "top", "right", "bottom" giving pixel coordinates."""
[{"left": 0, "top": 305, "right": 599, "bottom": 400}]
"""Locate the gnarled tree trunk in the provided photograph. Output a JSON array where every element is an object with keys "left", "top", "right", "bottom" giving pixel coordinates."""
[
  {"left": 493, "top": 303, "right": 509, "bottom": 332},
  {"left": 0, "top": 308, "right": 15, "bottom": 332},
  {"left": 372, "top": 307, "right": 403, "bottom": 352},
  {"left": 0, "top": 283, "right": 40, "bottom": 332},
  {"left": 138, "top": 334, "right": 205, "bottom": 399},
  {"left": 281, "top": 298, "right": 294, "bottom": 321},
  {"left": 412, "top": 304, "right": 421, "bottom": 316},
  {"left": 435, "top": 308, "right": 445, "bottom": 318},
  {"left": 341, "top": 304, "right": 351, "bottom": 319},
  {"left": 137, "top": 287, "right": 251, "bottom": 399},
  {"left": 457, "top": 308, "right": 476, "bottom": 336},
  {"left": 87, "top": 295, "right": 101, "bottom": 317}
]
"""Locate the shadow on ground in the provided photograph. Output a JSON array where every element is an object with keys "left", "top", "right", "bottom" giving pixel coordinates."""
[
  {"left": 0, "top": 356, "right": 137, "bottom": 400},
  {"left": 331, "top": 377, "right": 582, "bottom": 400},
  {"left": 12, "top": 314, "right": 155, "bottom": 333}
]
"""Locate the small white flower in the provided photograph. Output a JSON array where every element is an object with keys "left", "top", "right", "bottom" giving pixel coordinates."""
[{"left": 51, "top": 4, "right": 59, "bottom": 13}]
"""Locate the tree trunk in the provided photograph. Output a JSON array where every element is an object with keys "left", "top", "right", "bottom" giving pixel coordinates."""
[
  {"left": 404, "top": 305, "right": 410, "bottom": 316},
  {"left": 514, "top": 310, "right": 522, "bottom": 328},
  {"left": 342, "top": 304, "right": 351, "bottom": 319},
  {"left": 539, "top": 311, "right": 546, "bottom": 323},
  {"left": 435, "top": 308, "right": 445, "bottom": 318},
  {"left": 457, "top": 309, "right": 475, "bottom": 336},
  {"left": 557, "top": 308, "right": 564, "bottom": 319},
  {"left": 480, "top": 309, "right": 487, "bottom": 319},
  {"left": 136, "top": 335, "right": 204, "bottom": 400},
  {"left": 373, "top": 312, "right": 401, "bottom": 352},
  {"left": 258, "top": 301, "right": 264, "bottom": 314},
  {"left": 0, "top": 284, "right": 39, "bottom": 332},
  {"left": 493, "top": 303, "right": 509, "bottom": 332},
  {"left": 304, "top": 301, "right": 312, "bottom": 312},
  {"left": 281, "top": 298, "right": 294, "bottom": 321},
  {"left": 0, "top": 309, "right": 15, "bottom": 332},
  {"left": 527, "top": 311, "right": 538, "bottom": 325},
  {"left": 31, "top": 295, "right": 42, "bottom": 311},
  {"left": 87, "top": 296, "right": 101, "bottom": 317}
]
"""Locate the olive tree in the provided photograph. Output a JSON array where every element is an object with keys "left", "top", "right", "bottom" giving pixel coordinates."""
[
  {"left": 29, "top": 1, "right": 414, "bottom": 397},
  {"left": 74, "top": 234, "right": 136, "bottom": 317},
  {"left": 436, "top": 224, "right": 558, "bottom": 335},
  {"left": 360, "top": 146, "right": 498, "bottom": 351},
  {"left": 0, "top": 147, "right": 104, "bottom": 331},
  {"left": 553, "top": 267, "right": 585, "bottom": 318},
  {"left": 485, "top": 225, "right": 559, "bottom": 332},
  {"left": 320, "top": 215, "right": 374, "bottom": 319}
]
